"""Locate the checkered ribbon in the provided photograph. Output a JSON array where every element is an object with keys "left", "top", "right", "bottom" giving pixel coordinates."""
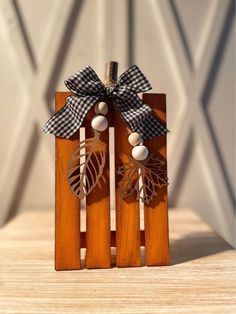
[{"left": 43, "top": 65, "right": 167, "bottom": 140}]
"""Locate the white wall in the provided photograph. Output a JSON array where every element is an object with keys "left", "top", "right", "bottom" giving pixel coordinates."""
[{"left": 0, "top": 0, "right": 235, "bottom": 247}]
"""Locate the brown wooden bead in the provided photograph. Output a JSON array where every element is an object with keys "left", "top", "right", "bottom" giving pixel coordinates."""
[
  {"left": 94, "top": 102, "right": 108, "bottom": 115},
  {"left": 128, "top": 132, "right": 142, "bottom": 146}
]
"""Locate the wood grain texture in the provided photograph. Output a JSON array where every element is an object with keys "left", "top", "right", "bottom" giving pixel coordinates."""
[
  {"left": 55, "top": 92, "right": 81, "bottom": 270},
  {"left": 114, "top": 112, "right": 141, "bottom": 267},
  {"left": 85, "top": 100, "right": 111, "bottom": 269},
  {"left": 143, "top": 93, "right": 170, "bottom": 266},
  {"left": 0, "top": 208, "right": 235, "bottom": 314}
]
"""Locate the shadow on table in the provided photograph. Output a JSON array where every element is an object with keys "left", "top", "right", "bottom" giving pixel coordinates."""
[
  {"left": 81, "top": 233, "right": 232, "bottom": 268},
  {"left": 170, "top": 231, "right": 233, "bottom": 265}
]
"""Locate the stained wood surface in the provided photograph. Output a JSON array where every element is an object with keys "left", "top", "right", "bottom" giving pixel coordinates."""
[
  {"left": 143, "top": 93, "right": 170, "bottom": 266},
  {"left": 114, "top": 111, "right": 141, "bottom": 267},
  {"left": 85, "top": 101, "right": 111, "bottom": 269},
  {"left": 0, "top": 208, "right": 235, "bottom": 314},
  {"left": 55, "top": 92, "right": 169, "bottom": 269},
  {"left": 55, "top": 92, "right": 81, "bottom": 270}
]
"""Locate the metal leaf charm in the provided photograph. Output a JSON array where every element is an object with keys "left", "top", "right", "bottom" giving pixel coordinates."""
[
  {"left": 117, "top": 154, "right": 168, "bottom": 204},
  {"left": 67, "top": 131, "right": 106, "bottom": 200}
]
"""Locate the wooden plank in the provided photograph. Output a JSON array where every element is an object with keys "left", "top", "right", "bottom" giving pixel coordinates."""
[
  {"left": 55, "top": 92, "right": 81, "bottom": 270},
  {"left": 115, "top": 113, "right": 141, "bottom": 267},
  {"left": 85, "top": 62, "right": 117, "bottom": 268},
  {"left": 85, "top": 101, "right": 111, "bottom": 269},
  {"left": 143, "top": 93, "right": 170, "bottom": 266}
]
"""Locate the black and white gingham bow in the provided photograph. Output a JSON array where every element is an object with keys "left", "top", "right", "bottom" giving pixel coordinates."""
[{"left": 43, "top": 65, "right": 167, "bottom": 140}]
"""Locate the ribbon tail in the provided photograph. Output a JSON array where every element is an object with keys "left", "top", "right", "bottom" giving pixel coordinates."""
[
  {"left": 117, "top": 97, "right": 168, "bottom": 141},
  {"left": 43, "top": 95, "right": 100, "bottom": 138},
  {"left": 133, "top": 112, "right": 168, "bottom": 141}
]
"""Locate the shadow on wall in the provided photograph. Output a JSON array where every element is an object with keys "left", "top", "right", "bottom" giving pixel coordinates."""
[{"left": 4, "top": 124, "right": 40, "bottom": 224}]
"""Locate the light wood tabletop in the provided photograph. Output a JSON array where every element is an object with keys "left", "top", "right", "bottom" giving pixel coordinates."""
[{"left": 0, "top": 208, "right": 235, "bottom": 314}]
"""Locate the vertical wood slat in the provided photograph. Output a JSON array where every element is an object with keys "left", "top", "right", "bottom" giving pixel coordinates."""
[
  {"left": 143, "top": 93, "right": 170, "bottom": 266},
  {"left": 55, "top": 92, "right": 81, "bottom": 270},
  {"left": 85, "top": 102, "right": 111, "bottom": 269},
  {"left": 115, "top": 113, "right": 141, "bottom": 267}
]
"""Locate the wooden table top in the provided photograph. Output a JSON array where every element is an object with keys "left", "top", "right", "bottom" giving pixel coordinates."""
[{"left": 0, "top": 208, "right": 235, "bottom": 313}]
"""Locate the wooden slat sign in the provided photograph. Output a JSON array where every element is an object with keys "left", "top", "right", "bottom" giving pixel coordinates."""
[{"left": 55, "top": 92, "right": 170, "bottom": 270}]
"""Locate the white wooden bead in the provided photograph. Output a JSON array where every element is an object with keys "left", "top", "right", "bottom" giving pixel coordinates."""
[
  {"left": 94, "top": 102, "right": 108, "bottom": 115},
  {"left": 128, "top": 132, "right": 142, "bottom": 146},
  {"left": 132, "top": 145, "right": 149, "bottom": 161},
  {"left": 91, "top": 115, "right": 108, "bottom": 132}
]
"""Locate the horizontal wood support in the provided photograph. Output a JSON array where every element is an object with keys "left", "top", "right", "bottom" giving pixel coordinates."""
[{"left": 80, "top": 231, "right": 145, "bottom": 248}]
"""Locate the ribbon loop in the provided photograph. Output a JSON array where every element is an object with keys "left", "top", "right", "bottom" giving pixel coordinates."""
[
  {"left": 118, "top": 65, "right": 152, "bottom": 93},
  {"left": 43, "top": 65, "right": 168, "bottom": 140},
  {"left": 65, "top": 66, "right": 105, "bottom": 96}
]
